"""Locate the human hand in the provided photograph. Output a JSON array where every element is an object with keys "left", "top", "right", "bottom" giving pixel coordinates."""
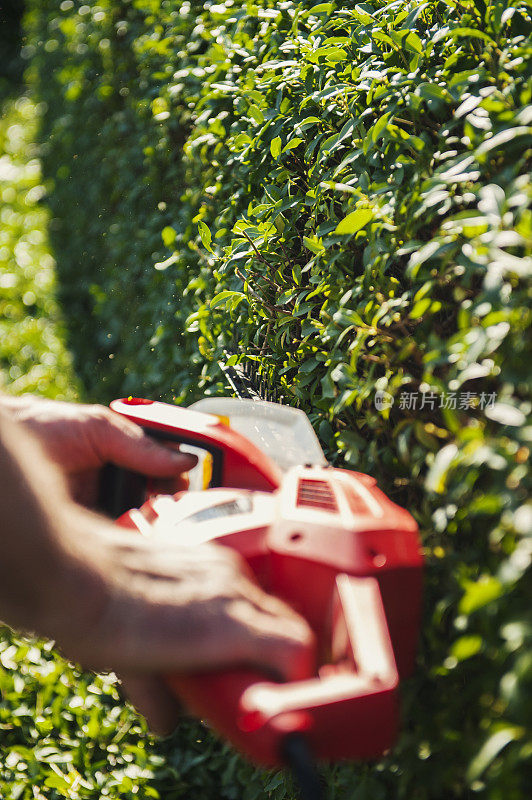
[
  {"left": 50, "top": 508, "right": 315, "bottom": 735},
  {"left": 0, "top": 395, "right": 314, "bottom": 737},
  {"left": 0, "top": 395, "right": 196, "bottom": 505}
]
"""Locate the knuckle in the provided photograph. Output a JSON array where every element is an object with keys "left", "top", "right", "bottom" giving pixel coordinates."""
[
  {"left": 297, "top": 623, "right": 315, "bottom": 650},
  {"left": 91, "top": 405, "right": 113, "bottom": 426},
  {"left": 210, "top": 543, "right": 245, "bottom": 573}
]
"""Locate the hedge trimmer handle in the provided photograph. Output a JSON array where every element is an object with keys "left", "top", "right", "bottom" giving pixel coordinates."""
[
  {"left": 111, "top": 397, "right": 281, "bottom": 490},
  {"left": 98, "top": 397, "right": 282, "bottom": 515},
  {"left": 164, "top": 574, "right": 398, "bottom": 768}
]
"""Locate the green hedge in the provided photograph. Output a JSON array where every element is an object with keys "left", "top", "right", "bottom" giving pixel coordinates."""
[
  {"left": 13, "top": 0, "right": 532, "bottom": 797},
  {"left": 0, "top": 0, "right": 25, "bottom": 99}
]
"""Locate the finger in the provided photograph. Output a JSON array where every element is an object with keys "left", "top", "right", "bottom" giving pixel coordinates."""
[
  {"left": 89, "top": 582, "right": 314, "bottom": 681},
  {"left": 91, "top": 410, "right": 198, "bottom": 477},
  {"left": 228, "top": 594, "right": 317, "bottom": 682},
  {"left": 119, "top": 673, "right": 182, "bottom": 736}
]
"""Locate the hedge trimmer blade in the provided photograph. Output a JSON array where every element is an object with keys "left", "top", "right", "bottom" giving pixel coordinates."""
[
  {"left": 218, "top": 355, "right": 265, "bottom": 401},
  {"left": 212, "top": 355, "right": 328, "bottom": 800},
  {"left": 191, "top": 396, "right": 326, "bottom": 473}
]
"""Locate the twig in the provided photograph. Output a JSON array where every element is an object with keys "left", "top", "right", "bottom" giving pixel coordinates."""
[
  {"left": 260, "top": 319, "right": 273, "bottom": 355},
  {"left": 240, "top": 229, "right": 272, "bottom": 269},
  {"left": 235, "top": 268, "right": 293, "bottom": 316}
]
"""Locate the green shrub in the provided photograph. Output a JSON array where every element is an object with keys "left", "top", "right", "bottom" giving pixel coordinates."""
[
  {"left": 0, "top": 0, "right": 26, "bottom": 99},
  {"left": 0, "top": 94, "right": 77, "bottom": 398},
  {"left": 10, "top": 0, "right": 532, "bottom": 797}
]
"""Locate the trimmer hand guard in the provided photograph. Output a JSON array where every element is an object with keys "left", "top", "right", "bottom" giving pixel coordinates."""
[{"left": 168, "top": 575, "right": 399, "bottom": 766}]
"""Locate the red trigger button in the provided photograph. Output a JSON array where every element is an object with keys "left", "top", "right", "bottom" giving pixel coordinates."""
[{"left": 123, "top": 397, "right": 154, "bottom": 405}]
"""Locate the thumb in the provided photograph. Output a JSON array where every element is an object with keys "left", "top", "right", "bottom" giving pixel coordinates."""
[{"left": 119, "top": 673, "right": 183, "bottom": 736}]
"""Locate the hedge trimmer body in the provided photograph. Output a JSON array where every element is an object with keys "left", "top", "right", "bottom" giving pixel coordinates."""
[{"left": 106, "top": 397, "right": 423, "bottom": 770}]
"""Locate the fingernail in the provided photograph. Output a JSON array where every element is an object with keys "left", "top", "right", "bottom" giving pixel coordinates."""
[{"left": 170, "top": 452, "right": 198, "bottom": 468}]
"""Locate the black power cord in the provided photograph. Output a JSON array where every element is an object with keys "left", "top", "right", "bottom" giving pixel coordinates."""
[{"left": 282, "top": 734, "right": 325, "bottom": 800}]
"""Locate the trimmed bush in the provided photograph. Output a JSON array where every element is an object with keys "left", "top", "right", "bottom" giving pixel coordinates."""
[{"left": 10, "top": 0, "right": 532, "bottom": 797}]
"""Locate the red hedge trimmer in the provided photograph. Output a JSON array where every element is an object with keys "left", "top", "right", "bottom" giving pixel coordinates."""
[{"left": 100, "top": 395, "right": 423, "bottom": 800}]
